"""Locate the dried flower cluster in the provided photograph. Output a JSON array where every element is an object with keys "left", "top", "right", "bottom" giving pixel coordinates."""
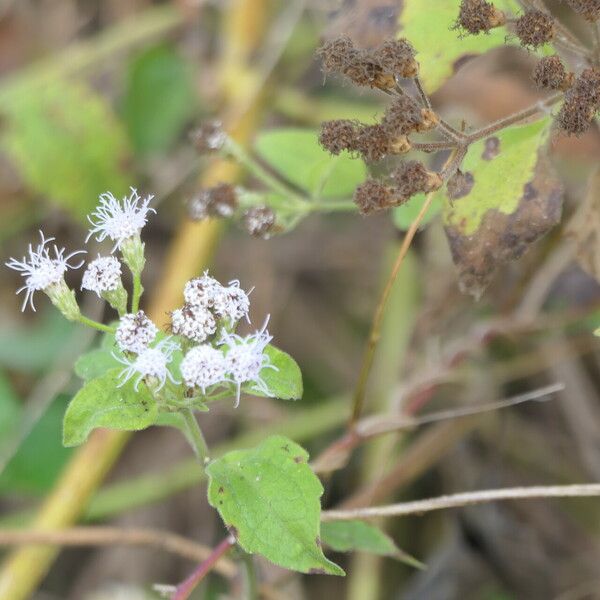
[
  {"left": 558, "top": 67, "right": 600, "bottom": 135},
  {"left": 532, "top": 55, "right": 573, "bottom": 91},
  {"left": 317, "top": 35, "right": 418, "bottom": 89},
  {"left": 515, "top": 10, "right": 555, "bottom": 48},
  {"left": 454, "top": 0, "right": 506, "bottom": 34},
  {"left": 566, "top": 0, "right": 600, "bottom": 21}
]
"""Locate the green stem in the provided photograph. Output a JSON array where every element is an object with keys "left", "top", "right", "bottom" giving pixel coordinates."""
[
  {"left": 131, "top": 273, "right": 143, "bottom": 313},
  {"left": 223, "top": 137, "right": 304, "bottom": 201},
  {"left": 76, "top": 315, "right": 115, "bottom": 334},
  {"left": 181, "top": 409, "right": 210, "bottom": 464},
  {"left": 241, "top": 552, "right": 258, "bottom": 600}
]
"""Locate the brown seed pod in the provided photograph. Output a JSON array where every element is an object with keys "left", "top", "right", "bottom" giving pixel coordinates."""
[
  {"left": 373, "top": 38, "right": 418, "bottom": 78},
  {"left": 566, "top": 0, "right": 600, "bottom": 22},
  {"left": 532, "top": 55, "right": 573, "bottom": 91},
  {"left": 391, "top": 161, "right": 443, "bottom": 200},
  {"left": 319, "top": 120, "right": 358, "bottom": 155},
  {"left": 353, "top": 179, "right": 399, "bottom": 215},
  {"left": 382, "top": 96, "right": 439, "bottom": 135},
  {"left": 317, "top": 35, "right": 357, "bottom": 75},
  {"left": 455, "top": 0, "right": 506, "bottom": 34},
  {"left": 188, "top": 183, "right": 238, "bottom": 221},
  {"left": 354, "top": 124, "right": 392, "bottom": 161},
  {"left": 515, "top": 10, "right": 555, "bottom": 48},
  {"left": 190, "top": 121, "right": 226, "bottom": 154},
  {"left": 243, "top": 206, "right": 276, "bottom": 239},
  {"left": 557, "top": 67, "right": 600, "bottom": 135}
]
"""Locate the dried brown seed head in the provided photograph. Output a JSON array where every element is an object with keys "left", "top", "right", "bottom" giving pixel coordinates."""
[
  {"left": 190, "top": 121, "right": 226, "bottom": 154},
  {"left": 573, "top": 67, "right": 600, "bottom": 106},
  {"left": 319, "top": 119, "right": 358, "bottom": 155},
  {"left": 373, "top": 38, "right": 418, "bottom": 78},
  {"left": 188, "top": 183, "right": 238, "bottom": 221},
  {"left": 455, "top": 0, "right": 506, "bottom": 34},
  {"left": 343, "top": 50, "right": 396, "bottom": 89},
  {"left": 391, "top": 161, "right": 443, "bottom": 200},
  {"left": 566, "top": 0, "right": 600, "bottom": 21},
  {"left": 243, "top": 206, "right": 276, "bottom": 239},
  {"left": 532, "top": 55, "right": 572, "bottom": 91},
  {"left": 515, "top": 10, "right": 555, "bottom": 48},
  {"left": 317, "top": 35, "right": 357, "bottom": 74},
  {"left": 353, "top": 179, "right": 399, "bottom": 215},
  {"left": 355, "top": 124, "right": 393, "bottom": 161},
  {"left": 382, "top": 96, "right": 438, "bottom": 135},
  {"left": 557, "top": 95, "right": 598, "bottom": 135}
]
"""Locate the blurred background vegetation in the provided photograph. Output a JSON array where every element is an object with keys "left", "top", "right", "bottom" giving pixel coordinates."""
[{"left": 1, "top": 0, "right": 600, "bottom": 598}]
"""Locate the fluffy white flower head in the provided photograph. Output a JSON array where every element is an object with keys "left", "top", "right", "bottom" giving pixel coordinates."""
[
  {"left": 180, "top": 345, "right": 227, "bottom": 392},
  {"left": 6, "top": 231, "right": 85, "bottom": 311},
  {"left": 115, "top": 311, "right": 158, "bottom": 354},
  {"left": 213, "top": 280, "right": 251, "bottom": 323},
  {"left": 86, "top": 188, "right": 155, "bottom": 252},
  {"left": 171, "top": 303, "right": 217, "bottom": 343},
  {"left": 220, "top": 317, "right": 277, "bottom": 406},
  {"left": 81, "top": 255, "right": 122, "bottom": 296},
  {"left": 183, "top": 271, "right": 222, "bottom": 307},
  {"left": 116, "top": 338, "right": 179, "bottom": 391}
]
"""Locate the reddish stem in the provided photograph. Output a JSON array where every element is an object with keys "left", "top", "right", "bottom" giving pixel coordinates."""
[{"left": 172, "top": 536, "right": 236, "bottom": 600}]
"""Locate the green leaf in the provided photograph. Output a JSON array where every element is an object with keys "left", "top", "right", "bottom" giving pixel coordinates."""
[
  {"left": 400, "top": 0, "right": 520, "bottom": 93},
  {"left": 74, "top": 348, "right": 121, "bottom": 381},
  {"left": 122, "top": 43, "right": 197, "bottom": 156},
  {"left": 206, "top": 435, "right": 344, "bottom": 576},
  {"left": 1, "top": 80, "right": 130, "bottom": 221},
  {"left": 63, "top": 368, "right": 157, "bottom": 447},
  {"left": 442, "top": 118, "right": 563, "bottom": 297},
  {"left": 392, "top": 192, "right": 442, "bottom": 231},
  {"left": 320, "top": 520, "right": 425, "bottom": 569},
  {"left": 242, "top": 345, "right": 303, "bottom": 400},
  {"left": 0, "top": 395, "right": 73, "bottom": 495},
  {"left": 0, "top": 371, "right": 22, "bottom": 444},
  {"left": 254, "top": 128, "right": 366, "bottom": 198},
  {"left": 0, "top": 311, "right": 75, "bottom": 373}
]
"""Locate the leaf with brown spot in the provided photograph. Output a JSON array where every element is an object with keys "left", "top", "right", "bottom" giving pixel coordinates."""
[{"left": 441, "top": 118, "right": 563, "bottom": 298}]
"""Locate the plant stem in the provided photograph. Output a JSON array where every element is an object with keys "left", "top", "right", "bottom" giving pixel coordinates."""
[
  {"left": 322, "top": 484, "right": 600, "bottom": 521},
  {"left": 131, "top": 273, "right": 143, "bottom": 313},
  {"left": 0, "top": 527, "right": 236, "bottom": 577},
  {"left": 223, "top": 137, "right": 304, "bottom": 201},
  {"left": 172, "top": 536, "right": 236, "bottom": 600},
  {"left": 76, "top": 315, "right": 115, "bottom": 333},
  {"left": 465, "top": 93, "right": 563, "bottom": 142},
  {"left": 181, "top": 409, "right": 210, "bottom": 464},
  {"left": 241, "top": 552, "right": 258, "bottom": 600},
  {"left": 348, "top": 192, "right": 434, "bottom": 427}
]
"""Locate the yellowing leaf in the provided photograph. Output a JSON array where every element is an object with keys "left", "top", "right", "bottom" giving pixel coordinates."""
[
  {"left": 442, "top": 118, "right": 563, "bottom": 297},
  {"left": 400, "top": 0, "right": 520, "bottom": 93}
]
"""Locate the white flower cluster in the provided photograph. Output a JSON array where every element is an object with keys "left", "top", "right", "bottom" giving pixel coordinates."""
[
  {"left": 176, "top": 273, "right": 274, "bottom": 406},
  {"left": 6, "top": 188, "right": 154, "bottom": 314}
]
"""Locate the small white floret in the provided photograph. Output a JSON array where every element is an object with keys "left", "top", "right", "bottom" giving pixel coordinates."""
[
  {"left": 81, "top": 255, "right": 122, "bottom": 296},
  {"left": 171, "top": 303, "right": 217, "bottom": 343},
  {"left": 86, "top": 188, "right": 155, "bottom": 252},
  {"left": 115, "top": 310, "right": 158, "bottom": 353},
  {"left": 180, "top": 345, "right": 228, "bottom": 392},
  {"left": 5, "top": 230, "right": 85, "bottom": 312}
]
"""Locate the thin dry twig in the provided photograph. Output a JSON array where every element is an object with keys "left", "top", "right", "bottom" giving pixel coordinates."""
[
  {"left": 322, "top": 484, "right": 600, "bottom": 521},
  {"left": 0, "top": 527, "right": 236, "bottom": 578}
]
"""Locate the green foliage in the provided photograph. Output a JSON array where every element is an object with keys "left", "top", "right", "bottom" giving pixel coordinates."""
[
  {"left": 1, "top": 79, "right": 130, "bottom": 220},
  {"left": 0, "top": 311, "right": 75, "bottom": 373},
  {"left": 63, "top": 368, "right": 157, "bottom": 447},
  {"left": 254, "top": 128, "right": 366, "bottom": 198},
  {"left": 0, "top": 395, "right": 73, "bottom": 495},
  {"left": 400, "top": 0, "right": 520, "bottom": 93},
  {"left": 320, "top": 520, "right": 424, "bottom": 568},
  {"left": 0, "top": 371, "right": 22, "bottom": 444},
  {"left": 74, "top": 348, "right": 121, "bottom": 381},
  {"left": 244, "top": 345, "right": 303, "bottom": 400},
  {"left": 393, "top": 192, "right": 442, "bottom": 231},
  {"left": 122, "top": 43, "right": 197, "bottom": 156},
  {"left": 206, "top": 435, "right": 344, "bottom": 576}
]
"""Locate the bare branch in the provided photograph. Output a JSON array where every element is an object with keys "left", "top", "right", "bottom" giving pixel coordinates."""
[
  {"left": 322, "top": 484, "right": 600, "bottom": 521},
  {"left": 0, "top": 527, "right": 236, "bottom": 578}
]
